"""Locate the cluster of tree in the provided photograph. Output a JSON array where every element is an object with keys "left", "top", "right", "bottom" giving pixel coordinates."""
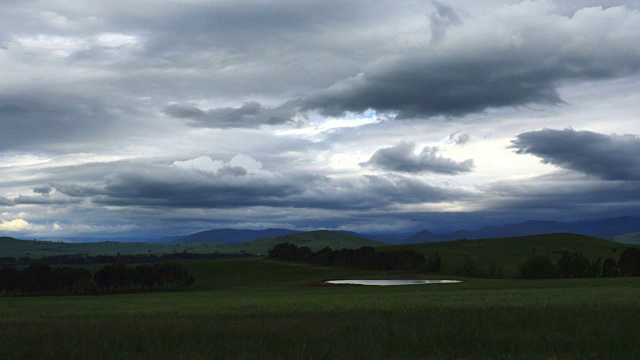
[
  {"left": 93, "top": 262, "right": 195, "bottom": 292},
  {"left": 0, "top": 251, "right": 254, "bottom": 267},
  {"left": 268, "top": 243, "right": 441, "bottom": 272},
  {"left": 519, "top": 247, "right": 640, "bottom": 279},
  {"left": 454, "top": 257, "right": 502, "bottom": 278},
  {"left": 0, "top": 262, "right": 195, "bottom": 297}
]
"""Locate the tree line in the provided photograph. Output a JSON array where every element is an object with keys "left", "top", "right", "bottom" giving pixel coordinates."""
[
  {"left": 519, "top": 247, "right": 640, "bottom": 279},
  {"left": 0, "top": 251, "right": 254, "bottom": 267},
  {"left": 0, "top": 262, "right": 195, "bottom": 297},
  {"left": 268, "top": 243, "right": 441, "bottom": 272}
]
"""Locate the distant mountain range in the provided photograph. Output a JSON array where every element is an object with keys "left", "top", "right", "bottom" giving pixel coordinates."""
[
  {"left": 5, "top": 216, "right": 639, "bottom": 247},
  {"left": 403, "top": 216, "right": 640, "bottom": 244}
]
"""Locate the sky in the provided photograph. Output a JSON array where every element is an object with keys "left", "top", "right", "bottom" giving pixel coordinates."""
[{"left": 1, "top": 0, "right": 640, "bottom": 239}]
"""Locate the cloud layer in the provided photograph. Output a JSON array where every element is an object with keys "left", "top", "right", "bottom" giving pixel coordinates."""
[{"left": 1, "top": 1, "right": 640, "bottom": 238}]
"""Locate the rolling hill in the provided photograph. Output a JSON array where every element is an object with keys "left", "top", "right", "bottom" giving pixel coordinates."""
[
  {"left": 403, "top": 216, "right": 640, "bottom": 243},
  {"left": 210, "top": 230, "right": 386, "bottom": 255},
  {"left": 177, "top": 228, "right": 300, "bottom": 244},
  {"left": 383, "top": 233, "right": 637, "bottom": 277}
]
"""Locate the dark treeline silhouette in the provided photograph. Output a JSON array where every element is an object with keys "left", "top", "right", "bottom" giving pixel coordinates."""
[
  {"left": 268, "top": 243, "right": 440, "bottom": 272},
  {"left": 519, "top": 247, "right": 640, "bottom": 279},
  {"left": 0, "top": 262, "right": 195, "bottom": 297},
  {"left": 0, "top": 251, "right": 254, "bottom": 267}
]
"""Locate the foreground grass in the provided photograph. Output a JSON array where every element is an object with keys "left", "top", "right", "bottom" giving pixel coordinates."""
[{"left": 1, "top": 258, "right": 639, "bottom": 359}]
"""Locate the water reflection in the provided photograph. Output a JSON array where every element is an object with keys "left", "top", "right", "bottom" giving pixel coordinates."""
[{"left": 325, "top": 279, "right": 461, "bottom": 286}]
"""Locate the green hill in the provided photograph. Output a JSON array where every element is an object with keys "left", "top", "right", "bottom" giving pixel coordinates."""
[
  {"left": 380, "top": 233, "right": 636, "bottom": 277},
  {"left": 0, "top": 236, "right": 224, "bottom": 259},
  {"left": 613, "top": 232, "right": 640, "bottom": 244},
  {"left": 212, "top": 230, "right": 386, "bottom": 255}
]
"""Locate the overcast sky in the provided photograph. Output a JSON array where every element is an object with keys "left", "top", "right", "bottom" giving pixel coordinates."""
[{"left": 2, "top": 0, "right": 640, "bottom": 239}]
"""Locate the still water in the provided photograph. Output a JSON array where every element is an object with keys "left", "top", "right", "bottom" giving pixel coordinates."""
[{"left": 325, "top": 279, "right": 461, "bottom": 286}]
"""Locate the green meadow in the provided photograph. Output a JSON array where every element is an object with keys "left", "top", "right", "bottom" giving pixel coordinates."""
[{"left": 2, "top": 257, "right": 640, "bottom": 359}]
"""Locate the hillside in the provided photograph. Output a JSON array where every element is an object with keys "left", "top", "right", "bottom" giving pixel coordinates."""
[
  {"left": 382, "top": 233, "right": 636, "bottom": 277},
  {"left": 178, "top": 228, "right": 300, "bottom": 244},
  {"left": 613, "top": 232, "right": 640, "bottom": 244},
  {"left": 212, "top": 230, "right": 386, "bottom": 255}
]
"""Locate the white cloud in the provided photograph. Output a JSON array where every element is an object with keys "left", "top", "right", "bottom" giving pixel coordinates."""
[
  {"left": 172, "top": 156, "right": 224, "bottom": 173},
  {"left": 0, "top": 218, "right": 32, "bottom": 232}
]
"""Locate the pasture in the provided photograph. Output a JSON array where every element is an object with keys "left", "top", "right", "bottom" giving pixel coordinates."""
[{"left": 1, "top": 258, "right": 639, "bottom": 359}]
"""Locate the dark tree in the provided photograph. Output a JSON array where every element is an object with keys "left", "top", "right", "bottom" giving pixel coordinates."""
[
  {"left": 601, "top": 258, "right": 619, "bottom": 277},
  {"left": 618, "top": 248, "right": 640, "bottom": 276},
  {"left": 426, "top": 252, "right": 442, "bottom": 272},
  {"left": 519, "top": 255, "right": 557, "bottom": 279}
]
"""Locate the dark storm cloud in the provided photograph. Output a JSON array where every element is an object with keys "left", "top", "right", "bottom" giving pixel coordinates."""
[
  {"left": 52, "top": 158, "right": 463, "bottom": 211},
  {"left": 361, "top": 141, "right": 474, "bottom": 174},
  {"left": 163, "top": 101, "right": 299, "bottom": 129},
  {"left": 298, "top": 4, "right": 640, "bottom": 119},
  {"left": 480, "top": 172, "right": 640, "bottom": 219},
  {"left": 511, "top": 129, "right": 640, "bottom": 180},
  {"left": 82, "top": 162, "right": 321, "bottom": 208}
]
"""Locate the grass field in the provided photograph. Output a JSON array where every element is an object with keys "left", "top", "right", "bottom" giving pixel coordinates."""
[{"left": 1, "top": 258, "right": 640, "bottom": 359}]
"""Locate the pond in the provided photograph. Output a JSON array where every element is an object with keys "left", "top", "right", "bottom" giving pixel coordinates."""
[{"left": 325, "top": 279, "right": 462, "bottom": 286}]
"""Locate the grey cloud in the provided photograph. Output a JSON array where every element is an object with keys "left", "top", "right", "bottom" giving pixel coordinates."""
[
  {"left": 299, "top": 4, "right": 640, "bottom": 119},
  {"left": 429, "top": 1, "right": 461, "bottom": 44},
  {"left": 93, "top": 164, "right": 320, "bottom": 208},
  {"left": 33, "top": 186, "right": 52, "bottom": 195},
  {"left": 361, "top": 141, "right": 474, "bottom": 174},
  {"left": 0, "top": 92, "right": 116, "bottom": 152},
  {"left": 447, "top": 132, "right": 470, "bottom": 145},
  {"left": 0, "top": 196, "right": 13, "bottom": 206},
  {"left": 54, "top": 184, "right": 105, "bottom": 197},
  {"left": 52, "top": 157, "right": 463, "bottom": 211},
  {"left": 511, "top": 129, "right": 640, "bottom": 180},
  {"left": 163, "top": 101, "right": 298, "bottom": 129},
  {"left": 286, "top": 174, "right": 465, "bottom": 210},
  {"left": 13, "top": 195, "right": 81, "bottom": 205},
  {"left": 480, "top": 172, "right": 640, "bottom": 220}
]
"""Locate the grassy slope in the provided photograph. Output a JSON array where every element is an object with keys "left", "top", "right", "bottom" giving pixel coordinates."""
[
  {"left": 614, "top": 231, "right": 640, "bottom": 244},
  {"left": 179, "top": 230, "right": 385, "bottom": 255},
  {"left": 1, "top": 257, "right": 639, "bottom": 359},
  {"left": 381, "top": 233, "right": 635, "bottom": 277}
]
